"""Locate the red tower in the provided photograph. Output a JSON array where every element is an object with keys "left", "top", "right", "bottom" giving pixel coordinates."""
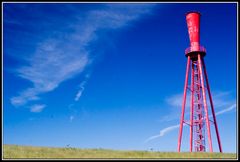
[{"left": 177, "top": 12, "right": 222, "bottom": 152}]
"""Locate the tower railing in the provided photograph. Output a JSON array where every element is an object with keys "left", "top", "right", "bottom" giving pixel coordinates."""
[{"left": 185, "top": 46, "right": 206, "bottom": 55}]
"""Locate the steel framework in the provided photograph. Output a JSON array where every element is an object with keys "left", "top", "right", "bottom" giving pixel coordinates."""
[{"left": 177, "top": 12, "right": 222, "bottom": 152}]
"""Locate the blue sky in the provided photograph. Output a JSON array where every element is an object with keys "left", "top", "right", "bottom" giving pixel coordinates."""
[{"left": 3, "top": 3, "right": 237, "bottom": 153}]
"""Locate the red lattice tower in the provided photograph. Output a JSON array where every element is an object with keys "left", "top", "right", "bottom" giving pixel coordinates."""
[{"left": 177, "top": 11, "right": 222, "bottom": 152}]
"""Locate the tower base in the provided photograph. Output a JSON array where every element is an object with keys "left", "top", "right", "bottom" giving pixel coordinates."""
[{"left": 177, "top": 49, "right": 222, "bottom": 153}]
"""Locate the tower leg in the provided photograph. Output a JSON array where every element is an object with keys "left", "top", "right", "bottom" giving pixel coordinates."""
[
  {"left": 202, "top": 58, "right": 223, "bottom": 152},
  {"left": 178, "top": 56, "right": 191, "bottom": 152},
  {"left": 197, "top": 54, "right": 213, "bottom": 152}
]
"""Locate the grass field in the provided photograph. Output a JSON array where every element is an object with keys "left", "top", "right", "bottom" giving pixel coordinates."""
[{"left": 3, "top": 144, "right": 237, "bottom": 159}]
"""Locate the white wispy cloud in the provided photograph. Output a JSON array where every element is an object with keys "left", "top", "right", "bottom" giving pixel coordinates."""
[
  {"left": 69, "top": 115, "right": 75, "bottom": 122},
  {"left": 74, "top": 82, "right": 86, "bottom": 101},
  {"left": 10, "top": 88, "right": 40, "bottom": 106},
  {"left": 160, "top": 91, "right": 235, "bottom": 123},
  {"left": 214, "top": 103, "right": 236, "bottom": 116},
  {"left": 74, "top": 74, "right": 90, "bottom": 101},
  {"left": 165, "top": 93, "right": 190, "bottom": 108},
  {"left": 165, "top": 91, "right": 233, "bottom": 109},
  {"left": 145, "top": 103, "right": 236, "bottom": 143},
  {"left": 30, "top": 104, "right": 46, "bottom": 113},
  {"left": 144, "top": 124, "right": 180, "bottom": 143},
  {"left": 10, "top": 4, "right": 156, "bottom": 108}
]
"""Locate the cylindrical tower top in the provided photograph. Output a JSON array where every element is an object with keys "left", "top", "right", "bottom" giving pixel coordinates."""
[{"left": 186, "top": 11, "right": 201, "bottom": 51}]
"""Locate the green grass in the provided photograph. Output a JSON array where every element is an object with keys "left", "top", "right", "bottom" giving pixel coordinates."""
[{"left": 3, "top": 144, "right": 237, "bottom": 159}]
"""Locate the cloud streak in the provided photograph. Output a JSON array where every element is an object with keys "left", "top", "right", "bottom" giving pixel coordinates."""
[
  {"left": 214, "top": 103, "right": 236, "bottom": 116},
  {"left": 144, "top": 124, "right": 180, "bottom": 143},
  {"left": 160, "top": 91, "right": 235, "bottom": 123},
  {"left": 8, "top": 4, "right": 156, "bottom": 108},
  {"left": 165, "top": 91, "right": 233, "bottom": 109},
  {"left": 165, "top": 93, "right": 190, "bottom": 108},
  {"left": 145, "top": 103, "right": 236, "bottom": 143},
  {"left": 74, "top": 74, "right": 90, "bottom": 101},
  {"left": 30, "top": 104, "right": 46, "bottom": 113}
]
